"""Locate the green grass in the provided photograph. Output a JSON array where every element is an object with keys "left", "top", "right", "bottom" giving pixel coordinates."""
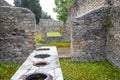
[
  {"left": 0, "top": 62, "right": 21, "bottom": 80},
  {"left": 60, "top": 58, "right": 120, "bottom": 80},
  {"left": 36, "top": 33, "right": 43, "bottom": 44},
  {"left": 0, "top": 59, "right": 120, "bottom": 80},
  {"left": 47, "top": 32, "right": 62, "bottom": 37},
  {"left": 45, "top": 42, "right": 70, "bottom": 47},
  {"left": 36, "top": 33, "right": 70, "bottom": 47}
]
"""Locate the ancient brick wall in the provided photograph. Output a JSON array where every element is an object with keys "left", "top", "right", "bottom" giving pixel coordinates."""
[
  {"left": 106, "top": 6, "right": 120, "bottom": 68},
  {"left": 38, "top": 19, "right": 70, "bottom": 42},
  {"left": 66, "top": 0, "right": 106, "bottom": 43},
  {"left": 69, "top": 0, "right": 120, "bottom": 68},
  {"left": 39, "top": 19, "right": 63, "bottom": 32},
  {"left": 111, "top": 0, "right": 120, "bottom": 6},
  {"left": 0, "top": 6, "right": 36, "bottom": 63},
  {"left": 71, "top": 7, "right": 109, "bottom": 62}
]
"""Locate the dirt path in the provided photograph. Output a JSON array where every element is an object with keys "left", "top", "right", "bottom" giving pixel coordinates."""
[{"left": 57, "top": 47, "right": 71, "bottom": 58}]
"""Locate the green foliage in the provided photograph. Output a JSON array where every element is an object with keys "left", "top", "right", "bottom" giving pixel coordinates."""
[
  {"left": 60, "top": 58, "right": 120, "bottom": 80},
  {"left": 0, "top": 62, "right": 21, "bottom": 80},
  {"left": 58, "top": 25, "right": 64, "bottom": 33},
  {"left": 36, "top": 38, "right": 43, "bottom": 44},
  {"left": 1, "top": 59, "right": 120, "bottom": 80},
  {"left": 14, "top": 0, "right": 21, "bottom": 7},
  {"left": 47, "top": 32, "right": 62, "bottom": 37},
  {"left": 45, "top": 42, "right": 70, "bottom": 47},
  {"left": 14, "top": 0, "right": 42, "bottom": 24},
  {"left": 54, "top": 0, "right": 73, "bottom": 23},
  {"left": 104, "top": 14, "right": 113, "bottom": 31},
  {"left": 36, "top": 33, "right": 42, "bottom": 44},
  {"left": 36, "top": 33, "right": 70, "bottom": 47},
  {"left": 41, "top": 11, "right": 51, "bottom": 19}
]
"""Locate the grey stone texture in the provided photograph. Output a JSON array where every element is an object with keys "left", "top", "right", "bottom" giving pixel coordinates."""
[
  {"left": 45, "top": 36, "right": 64, "bottom": 42},
  {"left": 71, "top": 6, "right": 109, "bottom": 62},
  {"left": 106, "top": 6, "right": 120, "bottom": 68},
  {"left": 38, "top": 19, "right": 70, "bottom": 42},
  {"left": 69, "top": 0, "right": 120, "bottom": 68},
  {"left": 39, "top": 19, "right": 63, "bottom": 32},
  {"left": 0, "top": 6, "right": 36, "bottom": 63}
]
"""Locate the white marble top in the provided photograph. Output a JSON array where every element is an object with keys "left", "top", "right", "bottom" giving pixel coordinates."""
[{"left": 11, "top": 46, "right": 63, "bottom": 80}]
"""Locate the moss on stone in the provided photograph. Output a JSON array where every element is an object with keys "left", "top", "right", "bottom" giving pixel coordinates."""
[{"left": 104, "top": 14, "right": 113, "bottom": 31}]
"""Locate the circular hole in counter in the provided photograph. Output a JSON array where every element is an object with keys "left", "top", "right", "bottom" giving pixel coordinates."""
[
  {"left": 25, "top": 72, "right": 53, "bottom": 80},
  {"left": 36, "top": 48, "right": 50, "bottom": 51},
  {"left": 34, "top": 62, "right": 48, "bottom": 67},
  {"left": 34, "top": 54, "right": 50, "bottom": 59}
]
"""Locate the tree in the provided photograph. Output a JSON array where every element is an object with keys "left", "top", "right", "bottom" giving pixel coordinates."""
[
  {"left": 14, "top": 0, "right": 21, "bottom": 7},
  {"left": 41, "top": 11, "right": 51, "bottom": 19},
  {"left": 53, "top": 0, "right": 73, "bottom": 23},
  {"left": 14, "top": 0, "right": 42, "bottom": 24}
]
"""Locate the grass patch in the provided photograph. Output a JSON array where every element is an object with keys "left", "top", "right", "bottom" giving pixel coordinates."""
[
  {"left": 36, "top": 33, "right": 70, "bottom": 47},
  {"left": 0, "top": 59, "right": 120, "bottom": 80},
  {"left": 47, "top": 32, "right": 62, "bottom": 37},
  {"left": 45, "top": 42, "right": 70, "bottom": 47},
  {"left": 60, "top": 58, "right": 120, "bottom": 80},
  {"left": 36, "top": 33, "right": 42, "bottom": 44},
  {"left": 0, "top": 62, "right": 21, "bottom": 80},
  {"left": 36, "top": 33, "right": 42, "bottom": 40}
]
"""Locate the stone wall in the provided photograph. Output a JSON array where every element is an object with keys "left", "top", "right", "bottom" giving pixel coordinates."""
[
  {"left": 71, "top": 7, "right": 109, "bottom": 62},
  {"left": 66, "top": 0, "right": 106, "bottom": 43},
  {"left": 0, "top": 6, "right": 36, "bottom": 63},
  {"left": 111, "top": 0, "right": 120, "bottom": 6},
  {"left": 106, "top": 6, "right": 120, "bottom": 68},
  {"left": 45, "top": 37, "right": 65, "bottom": 42},
  {"left": 39, "top": 19, "right": 63, "bottom": 32},
  {"left": 73, "top": 0, "right": 106, "bottom": 17},
  {"left": 38, "top": 19, "right": 70, "bottom": 42},
  {"left": 69, "top": 0, "right": 120, "bottom": 68},
  {"left": 69, "top": 0, "right": 108, "bottom": 62}
]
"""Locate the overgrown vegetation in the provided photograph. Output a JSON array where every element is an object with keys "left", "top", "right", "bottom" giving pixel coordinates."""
[
  {"left": 60, "top": 58, "right": 120, "bottom": 80},
  {"left": 45, "top": 41, "right": 70, "bottom": 48},
  {"left": 14, "top": 0, "right": 41, "bottom": 24},
  {"left": 47, "top": 32, "right": 62, "bottom": 37},
  {"left": 14, "top": 0, "right": 51, "bottom": 24},
  {"left": 0, "top": 62, "right": 21, "bottom": 80},
  {"left": 36, "top": 33, "right": 70, "bottom": 47},
  {"left": 1, "top": 59, "right": 120, "bottom": 80},
  {"left": 104, "top": 14, "right": 113, "bottom": 31},
  {"left": 36, "top": 33, "right": 42, "bottom": 44},
  {"left": 41, "top": 11, "right": 51, "bottom": 19},
  {"left": 58, "top": 25, "right": 64, "bottom": 33},
  {"left": 53, "top": 0, "right": 73, "bottom": 23}
]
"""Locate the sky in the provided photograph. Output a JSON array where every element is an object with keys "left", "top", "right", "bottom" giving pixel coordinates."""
[{"left": 5, "top": 0, "right": 57, "bottom": 20}]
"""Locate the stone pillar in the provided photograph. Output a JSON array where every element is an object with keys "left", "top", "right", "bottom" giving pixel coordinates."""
[{"left": 41, "top": 27, "right": 47, "bottom": 42}]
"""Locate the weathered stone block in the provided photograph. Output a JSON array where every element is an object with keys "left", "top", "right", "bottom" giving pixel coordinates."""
[
  {"left": 106, "top": 6, "right": 120, "bottom": 68},
  {"left": 71, "top": 7, "right": 108, "bottom": 62},
  {"left": 0, "top": 6, "right": 36, "bottom": 63}
]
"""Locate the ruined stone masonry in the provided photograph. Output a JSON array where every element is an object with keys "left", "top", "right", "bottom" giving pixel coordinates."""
[
  {"left": 39, "top": 19, "right": 70, "bottom": 42},
  {"left": 68, "top": 0, "right": 120, "bottom": 68},
  {"left": 0, "top": 2, "right": 36, "bottom": 63}
]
